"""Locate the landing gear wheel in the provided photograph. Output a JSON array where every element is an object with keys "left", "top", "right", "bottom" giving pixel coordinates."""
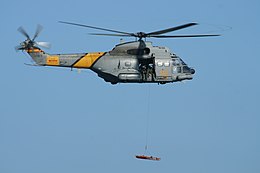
[{"left": 111, "top": 82, "right": 118, "bottom": 85}]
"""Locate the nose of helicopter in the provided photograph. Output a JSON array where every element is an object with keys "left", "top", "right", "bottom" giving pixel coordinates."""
[{"left": 190, "top": 68, "right": 195, "bottom": 74}]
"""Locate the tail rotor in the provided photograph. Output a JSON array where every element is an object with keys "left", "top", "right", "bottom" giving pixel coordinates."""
[{"left": 16, "top": 25, "right": 51, "bottom": 51}]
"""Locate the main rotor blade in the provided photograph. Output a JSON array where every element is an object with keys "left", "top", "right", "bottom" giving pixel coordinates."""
[
  {"left": 89, "top": 33, "right": 132, "bottom": 37},
  {"left": 151, "top": 34, "right": 221, "bottom": 38},
  {"left": 32, "top": 24, "right": 43, "bottom": 41},
  {"left": 18, "top": 26, "right": 30, "bottom": 40},
  {"left": 147, "top": 23, "right": 198, "bottom": 36},
  {"left": 59, "top": 21, "right": 133, "bottom": 36}
]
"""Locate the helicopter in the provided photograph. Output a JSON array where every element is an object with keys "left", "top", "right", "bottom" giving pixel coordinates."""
[{"left": 16, "top": 21, "right": 219, "bottom": 85}]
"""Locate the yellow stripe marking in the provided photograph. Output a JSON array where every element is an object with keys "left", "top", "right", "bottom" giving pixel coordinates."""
[
  {"left": 73, "top": 52, "right": 105, "bottom": 68},
  {"left": 26, "top": 48, "right": 44, "bottom": 53}
]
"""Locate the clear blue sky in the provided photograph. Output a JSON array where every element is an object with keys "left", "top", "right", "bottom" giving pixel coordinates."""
[{"left": 1, "top": 0, "right": 260, "bottom": 173}]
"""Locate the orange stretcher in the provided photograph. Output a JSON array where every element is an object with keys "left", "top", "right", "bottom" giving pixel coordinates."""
[{"left": 135, "top": 155, "right": 161, "bottom": 161}]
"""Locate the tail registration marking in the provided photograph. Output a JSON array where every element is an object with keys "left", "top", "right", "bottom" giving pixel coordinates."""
[{"left": 46, "top": 56, "right": 60, "bottom": 66}]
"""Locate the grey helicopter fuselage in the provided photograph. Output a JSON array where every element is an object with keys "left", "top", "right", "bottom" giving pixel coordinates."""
[
  {"left": 17, "top": 22, "right": 220, "bottom": 84},
  {"left": 26, "top": 40, "right": 195, "bottom": 84},
  {"left": 93, "top": 40, "right": 195, "bottom": 84}
]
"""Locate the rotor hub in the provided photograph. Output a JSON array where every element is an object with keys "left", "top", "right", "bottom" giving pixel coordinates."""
[{"left": 136, "top": 32, "right": 147, "bottom": 39}]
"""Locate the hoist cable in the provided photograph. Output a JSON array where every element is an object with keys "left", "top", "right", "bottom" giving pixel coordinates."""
[{"left": 144, "top": 85, "right": 151, "bottom": 154}]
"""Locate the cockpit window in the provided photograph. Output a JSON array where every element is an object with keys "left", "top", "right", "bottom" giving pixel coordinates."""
[
  {"left": 172, "top": 58, "right": 186, "bottom": 65},
  {"left": 183, "top": 66, "right": 190, "bottom": 73},
  {"left": 179, "top": 59, "right": 187, "bottom": 65},
  {"left": 172, "top": 59, "right": 180, "bottom": 65}
]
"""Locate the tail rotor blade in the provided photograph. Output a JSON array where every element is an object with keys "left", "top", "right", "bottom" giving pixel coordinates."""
[
  {"left": 32, "top": 24, "right": 43, "bottom": 41},
  {"left": 18, "top": 26, "right": 30, "bottom": 40},
  {"left": 15, "top": 45, "right": 23, "bottom": 52},
  {"left": 36, "top": 41, "right": 51, "bottom": 49}
]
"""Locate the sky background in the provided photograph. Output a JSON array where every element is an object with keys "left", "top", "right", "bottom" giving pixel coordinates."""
[{"left": 1, "top": 0, "right": 260, "bottom": 173}]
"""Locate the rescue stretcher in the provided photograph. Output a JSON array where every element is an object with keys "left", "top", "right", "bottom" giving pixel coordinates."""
[{"left": 135, "top": 155, "right": 161, "bottom": 161}]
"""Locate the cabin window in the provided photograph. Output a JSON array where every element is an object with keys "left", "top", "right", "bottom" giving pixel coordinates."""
[
  {"left": 164, "top": 62, "right": 170, "bottom": 67},
  {"left": 173, "top": 67, "right": 182, "bottom": 74},
  {"left": 173, "top": 67, "right": 177, "bottom": 74},
  {"left": 157, "top": 61, "right": 163, "bottom": 67},
  {"left": 177, "top": 67, "right": 181, "bottom": 73}
]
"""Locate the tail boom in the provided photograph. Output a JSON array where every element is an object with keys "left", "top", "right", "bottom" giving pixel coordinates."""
[{"left": 26, "top": 47, "right": 105, "bottom": 69}]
